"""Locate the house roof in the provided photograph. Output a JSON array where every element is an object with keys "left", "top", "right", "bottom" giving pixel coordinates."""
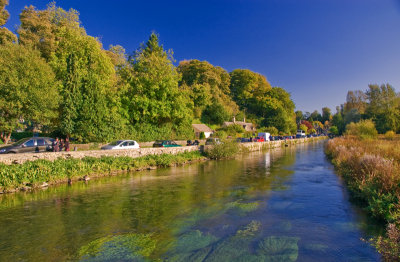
[
  {"left": 223, "top": 121, "right": 255, "bottom": 131},
  {"left": 192, "top": 124, "right": 213, "bottom": 133}
]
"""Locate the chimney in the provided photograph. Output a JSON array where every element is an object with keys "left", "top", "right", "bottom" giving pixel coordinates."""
[
  {"left": 233, "top": 116, "right": 236, "bottom": 123},
  {"left": 243, "top": 117, "right": 245, "bottom": 123}
]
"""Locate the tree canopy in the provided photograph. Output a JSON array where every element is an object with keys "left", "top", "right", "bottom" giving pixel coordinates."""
[{"left": 0, "top": 44, "right": 58, "bottom": 143}]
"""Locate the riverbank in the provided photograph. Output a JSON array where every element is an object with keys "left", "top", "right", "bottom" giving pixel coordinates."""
[
  {"left": 0, "top": 137, "right": 326, "bottom": 194},
  {"left": 0, "top": 151, "right": 207, "bottom": 194},
  {"left": 325, "top": 136, "right": 400, "bottom": 261}
]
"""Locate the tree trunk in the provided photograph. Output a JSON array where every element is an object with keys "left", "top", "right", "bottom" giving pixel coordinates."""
[{"left": 0, "top": 132, "right": 11, "bottom": 144}]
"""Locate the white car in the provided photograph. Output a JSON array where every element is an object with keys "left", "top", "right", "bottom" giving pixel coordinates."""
[{"left": 101, "top": 140, "right": 140, "bottom": 150}]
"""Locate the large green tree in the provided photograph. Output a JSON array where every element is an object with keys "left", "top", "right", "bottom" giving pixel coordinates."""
[
  {"left": 18, "top": 3, "right": 126, "bottom": 142},
  {"left": 178, "top": 60, "right": 239, "bottom": 120},
  {"left": 229, "top": 69, "right": 296, "bottom": 133},
  {"left": 262, "top": 87, "right": 297, "bottom": 134},
  {"left": 0, "top": 44, "right": 58, "bottom": 143},
  {"left": 229, "top": 69, "right": 271, "bottom": 115},
  {"left": 122, "top": 33, "right": 193, "bottom": 140}
]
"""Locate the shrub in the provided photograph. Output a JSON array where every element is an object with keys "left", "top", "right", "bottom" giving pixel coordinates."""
[
  {"left": 259, "top": 126, "right": 278, "bottom": 136},
  {"left": 214, "top": 130, "right": 227, "bottom": 139},
  {"left": 329, "top": 126, "right": 339, "bottom": 136},
  {"left": 199, "top": 132, "right": 205, "bottom": 139},
  {"left": 217, "top": 124, "right": 245, "bottom": 137},
  {"left": 385, "top": 130, "right": 396, "bottom": 140},
  {"left": 205, "top": 139, "right": 239, "bottom": 159},
  {"left": 345, "top": 119, "right": 378, "bottom": 140}
]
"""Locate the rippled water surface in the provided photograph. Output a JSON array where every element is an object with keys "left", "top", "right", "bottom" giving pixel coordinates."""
[{"left": 0, "top": 141, "right": 381, "bottom": 261}]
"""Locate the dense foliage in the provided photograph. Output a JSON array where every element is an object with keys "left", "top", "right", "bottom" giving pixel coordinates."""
[
  {"left": 345, "top": 120, "right": 378, "bottom": 140},
  {"left": 325, "top": 84, "right": 400, "bottom": 136}
]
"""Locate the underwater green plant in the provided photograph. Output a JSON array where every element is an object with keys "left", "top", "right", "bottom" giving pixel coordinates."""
[
  {"left": 257, "top": 236, "right": 299, "bottom": 262},
  {"left": 226, "top": 201, "right": 259, "bottom": 215},
  {"left": 79, "top": 233, "right": 157, "bottom": 261}
]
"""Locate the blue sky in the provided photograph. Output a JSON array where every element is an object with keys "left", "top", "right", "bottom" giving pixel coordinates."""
[{"left": 4, "top": 0, "right": 400, "bottom": 113}]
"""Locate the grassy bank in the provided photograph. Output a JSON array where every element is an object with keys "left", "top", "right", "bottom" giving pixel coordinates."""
[
  {"left": 325, "top": 136, "right": 400, "bottom": 260},
  {"left": 0, "top": 151, "right": 206, "bottom": 194}
]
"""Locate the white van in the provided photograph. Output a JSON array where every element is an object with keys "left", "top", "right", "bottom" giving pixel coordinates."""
[
  {"left": 296, "top": 130, "right": 306, "bottom": 138},
  {"left": 257, "top": 132, "right": 270, "bottom": 141}
]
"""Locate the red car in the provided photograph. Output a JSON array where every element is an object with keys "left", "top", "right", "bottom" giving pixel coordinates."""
[{"left": 253, "top": 137, "right": 265, "bottom": 142}]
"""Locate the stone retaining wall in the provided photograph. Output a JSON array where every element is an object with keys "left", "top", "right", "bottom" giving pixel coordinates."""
[
  {"left": 0, "top": 146, "right": 199, "bottom": 165},
  {"left": 202, "top": 137, "right": 324, "bottom": 152},
  {"left": 0, "top": 137, "right": 326, "bottom": 165}
]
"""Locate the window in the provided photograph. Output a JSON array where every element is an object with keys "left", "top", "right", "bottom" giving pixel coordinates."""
[
  {"left": 129, "top": 141, "right": 136, "bottom": 146},
  {"left": 24, "top": 140, "right": 35, "bottom": 147},
  {"left": 37, "top": 139, "right": 45, "bottom": 146}
]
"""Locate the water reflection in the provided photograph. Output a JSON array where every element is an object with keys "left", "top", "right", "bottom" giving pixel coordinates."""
[{"left": 0, "top": 141, "right": 381, "bottom": 261}]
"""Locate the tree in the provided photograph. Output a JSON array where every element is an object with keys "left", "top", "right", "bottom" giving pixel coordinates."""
[
  {"left": 229, "top": 69, "right": 296, "bottom": 133},
  {"left": 201, "top": 101, "right": 230, "bottom": 125},
  {"left": 295, "top": 110, "right": 303, "bottom": 124},
  {"left": 321, "top": 107, "right": 331, "bottom": 123},
  {"left": 331, "top": 111, "right": 345, "bottom": 135},
  {"left": 229, "top": 69, "right": 271, "bottom": 115},
  {"left": 344, "top": 90, "right": 367, "bottom": 114},
  {"left": 18, "top": 3, "right": 126, "bottom": 142},
  {"left": 365, "top": 84, "right": 400, "bottom": 133},
  {"left": 18, "top": 3, "right": 82, "bottom": 61},
  {"left": 300, "top": 120, "right": 313, "bottom": 131},
  {"left": 0, "top": 0, "right": 17, "bottom": 45},
  {"left": 122, "top": 32, "right": 193, "bottom": 138},
  {"left": 329, "top": 126, "right": 339, "bottom": 136},
  {"left": 262, "top": 87, "right": 297, "bottom": 134},
  {"left": 299, "top": 124, "right": 308, "bottom": 133},
  {"left": 309, "top": 110, "right": 321, "bottom": 122},
  {"left": 0, "top": 44, "right": 59, "bottom": 143},
  {"left": 178, "top": 60, "right": 239, "bottom": 118}
]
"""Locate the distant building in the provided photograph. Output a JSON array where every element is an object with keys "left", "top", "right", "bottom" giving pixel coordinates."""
[
  {"left": 223, "top": 117, "right": 256, "bottom": 132},
  {"left": 192, "top": 124, "right": 214, "bottom": 138}
]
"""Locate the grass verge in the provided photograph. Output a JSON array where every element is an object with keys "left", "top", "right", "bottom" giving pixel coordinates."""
[{"left": 0, "top": 151, "right": 206, "bottom": 194}]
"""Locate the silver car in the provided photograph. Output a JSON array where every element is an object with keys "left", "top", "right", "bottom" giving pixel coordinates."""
[{"left": 101, "top": 140, "right": 140, "bottom": 150}]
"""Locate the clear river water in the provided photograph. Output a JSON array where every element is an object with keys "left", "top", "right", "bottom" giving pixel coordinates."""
[{"left": 0, "top": 141, "right": 382, "bottom": 261}]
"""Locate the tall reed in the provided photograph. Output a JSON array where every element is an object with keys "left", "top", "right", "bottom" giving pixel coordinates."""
[{"left": 325, "top": 136, "right": 400, "bottom": 260}]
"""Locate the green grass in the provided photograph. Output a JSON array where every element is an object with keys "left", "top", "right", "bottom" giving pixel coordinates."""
[{"left": 0, "top": 151, "right": 205, "bottom": 192}]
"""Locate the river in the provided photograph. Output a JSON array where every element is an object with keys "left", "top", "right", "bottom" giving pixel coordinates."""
[{"left": 0, "top": 140, "right": 381, "bottom": 261}]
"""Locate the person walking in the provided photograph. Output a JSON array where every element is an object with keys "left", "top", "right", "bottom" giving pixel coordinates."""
[
  {"left": 65, "top": 137, "right": 70, "bottom": 152},
  {"left": 60, "top": 139, "right": 65, "bottom": 151},
  {"left": 53, "top": 137, "right": 60, "bottom": 152}
]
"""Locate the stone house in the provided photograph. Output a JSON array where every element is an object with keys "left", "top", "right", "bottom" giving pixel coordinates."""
[{"left": 192, "top": 124, "right": 214, "bottom": 138}]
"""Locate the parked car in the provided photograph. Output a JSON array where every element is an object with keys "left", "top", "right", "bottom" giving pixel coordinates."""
[
  {"left": 153, "top": 140, "right": 182, "bottom": 147},
  {"left": 186, "top": 140, "right": 200, "bottom": 146},
  {"left": 253, "top": 136, "right": 265, "bottom": 142},
  {"left": 0, "top": 137, "right": 54, "bottom": 154},
  {"left": 237, "top": 138, "right": 251, "bottom": 143},
  {"left": 257, "top": 132, "right": 270, "bottom": 141},
  {"left": 205, "top": 138, "right": 221, "bottom": 145},
  {"left": 101, "top": 140, "right": 139, "bottom": 150}
]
